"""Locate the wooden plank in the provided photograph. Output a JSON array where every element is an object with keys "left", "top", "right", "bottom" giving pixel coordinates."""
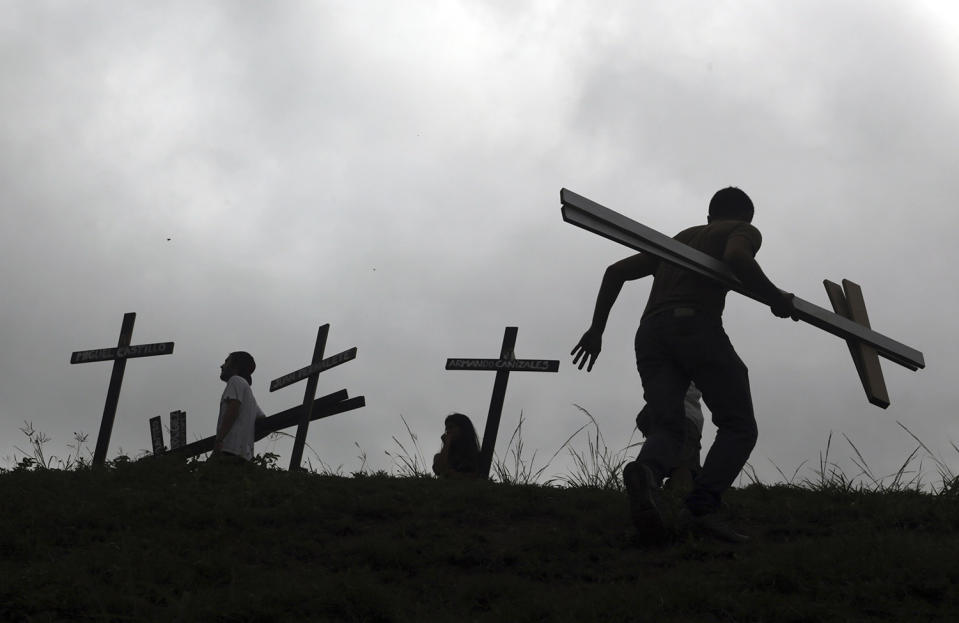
[
  {"left": 288, "top": 325, "right": 328, "bottom": 471},
  {"left": 840, "top": 280, "right": 890, "bottom": 409},
  {"left": 92, "top": 313, "right": 135, "bottom": 466},
  {"left": 824, "top": 280, "right": 890, "bottom": 408},
  {"left": 71, "top": 342, "right": 174, "bottom": 364},
  {"left": 269, "top": 347, "right": 357, "bottom": 392},
  {"left": 560, "top": 188, "right": 925, "bottom": 372},
  {"left": 149, "top": 416, "right": 164, "bottom": 455},
  {"left": 478, "top": 327, "right": 518, "bottom": 479},
  {"left": 169, "top": 410, "right": 187, "bottom": 449}
]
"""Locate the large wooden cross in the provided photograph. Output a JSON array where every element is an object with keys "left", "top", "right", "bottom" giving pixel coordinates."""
[
  {"left": 270, "top": 323, "right": 358, "bottom": 470},
  {"left": 158, "top": 389, "right": 366, "bottom": 459},
  {"left": 70, "top": 312, "right": 175, "bottom": 466},
  {"left": 560, "top": 188, "right": 924, "bottom": 408},
  {"left": 446, "top": 326, "right": 560, "bottom": 478}
]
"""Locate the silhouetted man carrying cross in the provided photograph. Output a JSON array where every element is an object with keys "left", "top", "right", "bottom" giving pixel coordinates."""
[{"left": 572, "top": 187, "right": 796, "bottom": 543}]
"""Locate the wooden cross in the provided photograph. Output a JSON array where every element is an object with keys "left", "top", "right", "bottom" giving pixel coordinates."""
[
  {"left": 270, "top": 323, "right": 358, "bottom": 470},
  {"left": 559, "top": 188, "right": 924, "bottom": 407},
  {"left": 824, "top": 279, "right": 889, "bottom": 408},
  {"left": 446, "top": 326, "right": 560, "bottom": 478},
  {"left": 70, "top": 312, "right": 175, "bottom": 466},
  {"left": 161, "top": 389, "right": 366, "bottom": 459}
]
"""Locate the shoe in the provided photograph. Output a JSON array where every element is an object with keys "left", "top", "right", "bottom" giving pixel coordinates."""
[
  {"left": 623, "top": 461, "right": 668, "bottom": 543},
  {"left": 678, "top": 507, "right": 750, "bottom": 544},
  {"left": 663, "top": 467, "right": 694, "bottom": 498}
]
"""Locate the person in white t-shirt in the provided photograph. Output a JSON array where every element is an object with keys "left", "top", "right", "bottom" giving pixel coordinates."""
[
  {"left": 214, "top": 351, "right": 266, "bottom": 461},
  {"left": 636, "top": 382, "right": 704, "bottom": 492}
]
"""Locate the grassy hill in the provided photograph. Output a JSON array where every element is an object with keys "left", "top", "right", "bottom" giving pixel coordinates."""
[{"left": 1, "top": 456, "right": 958, "bottom": 622}]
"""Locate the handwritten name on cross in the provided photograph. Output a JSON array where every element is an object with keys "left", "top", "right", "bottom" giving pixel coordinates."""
[
  {"left": 446, "top": 326, "right": 560, "bottom": 478},
  {"left": 270, "top": 323, "right": 358, "bottom": 470},
  {"left": 160, "top": 389, "right": 366, "bottom": 459},
  {"left": 70, "top": 312, "right": 174, "bottom": 466},
  {"left": 559, "top": 188, "right": 924, "bottom": 407}
]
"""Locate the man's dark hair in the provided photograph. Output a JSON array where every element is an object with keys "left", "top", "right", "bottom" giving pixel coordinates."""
[
  {"left": 229, "top": 351, "right": 256, "bottom": 385},
  {"left": 708, "top": 187, "right": 754, "bottom": 222}
]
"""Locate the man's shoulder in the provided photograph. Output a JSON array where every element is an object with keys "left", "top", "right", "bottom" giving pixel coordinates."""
[
  {"left": 673, "top": 224, "right": 707, "bottom": 242},
  {"left": 226, "top": 374, "right": 251, "bottom": 388},
  {"left": 674, "top": 222, "right": 761, "bottom": 241},
  {"left": 704, "top": 220, "right": 762, "bottom": 242},
  {"left": 222, "top": 375, "right": 253, "bottom": 399}
]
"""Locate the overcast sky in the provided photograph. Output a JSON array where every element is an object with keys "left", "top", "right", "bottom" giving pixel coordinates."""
[{"left": 1, "top": 1, "right": 956, "bottom": 486}]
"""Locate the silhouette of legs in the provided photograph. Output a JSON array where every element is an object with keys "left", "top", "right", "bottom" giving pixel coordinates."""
[{"left": 634, "top": 310, "right": 757, "bottom": 516}]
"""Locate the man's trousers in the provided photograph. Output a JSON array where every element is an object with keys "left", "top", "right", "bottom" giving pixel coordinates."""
[{"left": 633, "top": 309, "right": 758, "bottom": 514}]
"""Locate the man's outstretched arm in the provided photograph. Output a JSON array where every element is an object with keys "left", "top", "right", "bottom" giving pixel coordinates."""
[
  {"left": 572, "top": 252, "right": 658, "bottom": 371},
  {"left": 723, "top": 236, "right": 796, "bottom": 318}
]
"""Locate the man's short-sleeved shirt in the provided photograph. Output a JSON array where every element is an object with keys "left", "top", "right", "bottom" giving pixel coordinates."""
[
  {"left": 642, "top": 219, "right": 762, "bottom": 320},
  {"left": 218, "top": 375, "right": 266, "bottom": 460}
]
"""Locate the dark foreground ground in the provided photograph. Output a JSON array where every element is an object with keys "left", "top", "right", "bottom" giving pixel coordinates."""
[{"left": 1, "top": 457, "right": 957, "bottom": 622}]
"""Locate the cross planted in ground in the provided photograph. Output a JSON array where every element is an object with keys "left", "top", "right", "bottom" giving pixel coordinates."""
[
  {"left": 446, "top": 326, "right": 560, "bottom": 478},
  {"left": 270, "top": 323, "right": 359, "bottom": 470},
  {"left": 70, "top": 312, "right": 175, "bottom": 466}
]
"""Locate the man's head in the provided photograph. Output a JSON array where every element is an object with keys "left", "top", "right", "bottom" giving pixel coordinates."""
[
  {"left": 708, "top": 187, "right": 754, "bottom": 223},
  {"left": 220, "top": 351, "right": 256, "bottom": 384}
]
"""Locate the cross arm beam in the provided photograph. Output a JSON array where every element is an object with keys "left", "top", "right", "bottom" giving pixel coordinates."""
[
  {"left": 167, "top": 389, "right": 365, "bottom": 459},
  {"left": 560, "top": 188, "right": 924, "bottom": 371},
  {"left": 824, "top": 279, "right": 890, "bottom": 408}
]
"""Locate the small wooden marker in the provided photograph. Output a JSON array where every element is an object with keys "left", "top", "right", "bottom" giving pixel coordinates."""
[
  {"left": 446, "top": 326, "right": 560, "bottom": 478},
  {"left": 169, "top": 410, "right": 187, "bottom": 449},
  {"left": 149, "top": 416, "right": 164, "bottom": 455},
  {"left": 70, "top": 312, "right": 175, "bottom": 466},
  {"left": 270, "top": 324, "right": 359, "bottom": 470},
  {"left": 149, "top": 411, "right": 186, "bottom": 455}
]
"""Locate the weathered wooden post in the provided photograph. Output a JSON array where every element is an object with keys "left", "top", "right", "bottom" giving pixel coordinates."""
[
  {"left": 70, "top": 312, "right": 175, "bottom": 466},
  {"left": 149, "top": 416, "right": 165, "bottom": 454},
  {"left": 270, "top": 324, "right": 358, "bottom": 470},
  {"left": 559, "top": 188, "right": 924, "bottom": 406},
  {"left": 169, "top": 410, "right": 187, "bottom": 450},
  {"left": 148, "top": 411, "right": 185, "bottom": 454},
  {"left": 446, "top": 326, "right": 560, "bottom": 478}
]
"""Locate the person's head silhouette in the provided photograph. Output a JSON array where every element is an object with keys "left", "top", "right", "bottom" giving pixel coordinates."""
[
  {"left": 220, "top": 351, "right": 256, "bottom": 385},
  {"left": 707, "top": 187, "right": 754, "bottom": 223},
  {"left": 440, "top": 412, "right": 480, "bottom": 476}
]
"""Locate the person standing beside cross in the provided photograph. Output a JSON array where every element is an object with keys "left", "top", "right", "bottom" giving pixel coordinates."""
[
  {"left": 214, "top": 351, "right": 266, "bottom": 461},
  {"left": 571, "top": 187, "right": 796, "bottom": 543}
]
